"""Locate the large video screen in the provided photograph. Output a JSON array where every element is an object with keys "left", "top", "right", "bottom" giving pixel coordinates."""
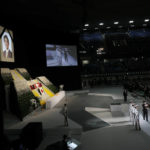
[
  {"left": 0, "top": 26, "right": 15, "bottom": 62},
  {"left": 46, "top": 44, "right": 78, "bottom": 67}
]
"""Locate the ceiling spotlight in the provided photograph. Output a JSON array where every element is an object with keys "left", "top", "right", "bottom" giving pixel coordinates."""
[
  {"left": 129, "top": 20, "right": 134, "bottom": 24},
  {"left": 106, "top": 26, "right": 111, "bottom": 29},
  {"left": 84, "top": 24, "right": 89, "bottom": 27},
  {"left": 99, "top": 22, "right": 104, "bottom": 26},
  {"left": 114, "top": 21, "right": 119, "bottom": 25},
  {"left": 83, "top": 28, "right": 87, "bottom": 31},
  {"left": 144, "top": 19, "right": 149, "bottom": 22}
]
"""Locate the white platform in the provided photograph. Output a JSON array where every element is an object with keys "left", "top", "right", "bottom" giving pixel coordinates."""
[
  {"left": 110, "top": 103, "right": 121, "bottom": 112},
  {"left": 46, "top": 91, "right": 65, "bottom": 109}
]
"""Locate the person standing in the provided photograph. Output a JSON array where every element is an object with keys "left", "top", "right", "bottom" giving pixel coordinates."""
[
  {"left": 134, "top": 105, "right": 141, "bottom": 130},
  {"left": 131, "top": 104, "right": 136, "bottom": 126},
  {"left": 123, "top": 89, "right": 128, "bottom": 102},
  {"left": 63, "top": 104, "right": 68, "bottom": 127},
  {"left": 129, "top": 102, "right": 134, "bottom": 122},
  {"left": 142, "top": 101, "right": 148, "bottom": 121}
]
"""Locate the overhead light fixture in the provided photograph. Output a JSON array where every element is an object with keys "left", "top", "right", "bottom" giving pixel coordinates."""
[
  {"left": 106, "top": 26, "right": 111, "bottom": 29},
  {"left": 99, "top": 22, "right": 104, "bottom": 26},
  {"left": 82, "top": 60, "right": 89, "bottom": 65},
  {"left": 114, "top": 21, "right": 119, "bottom": 25},
  {"left": 84, "top": 24, "right": 89, "bottom": 27},
  {"left": 144, "top": 19, "right": 149, "bottom": 22},
  {"left": 129, "top": 20, "right": 134, "bottom": 24},
  {"left": 83, "top": 28, "right": 87, "bottom": 31}
]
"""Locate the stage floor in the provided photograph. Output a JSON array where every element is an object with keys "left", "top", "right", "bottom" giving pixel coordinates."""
[{"left": 4, "top": 85, "right": 150, "bottom": 150}]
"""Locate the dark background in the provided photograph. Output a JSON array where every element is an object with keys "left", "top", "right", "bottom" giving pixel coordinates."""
[
  {"left": 1, "top": 0, "right": 150, "bottom": 90},
  {"left": 0, "top": 23, "right": 82, "bottom": 90}
]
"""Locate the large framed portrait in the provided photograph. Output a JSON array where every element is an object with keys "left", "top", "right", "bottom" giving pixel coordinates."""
[{"left": 0, "top": 26, "right": 15, "bottom": 62}]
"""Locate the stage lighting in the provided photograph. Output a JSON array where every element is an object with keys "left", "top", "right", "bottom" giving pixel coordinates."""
[
  {"left": 144, "top": 19, "right": 149, "bottom": 22},
  {"left": 94, "top": 27, "right": 99, "bottom": 30},
  {"left": 129, "top": 20, "right": 134, "bottom": 24},
  {"left": 83, "top": 28, "right": 87, "bottom": 31},
  {"left": 84, "top": 24, "right": 89, "bottom": 27},
  {"left": 114, "top": 21, "right": 119, "bottom": 25},
  {"left": 106, "top": 26, "right": 111, "bottom": 29},
  {"left": 99, "top": 23, "right": 104, "bottom": 26},
  {"left": 82, "top": 60, "right": 89, "bottom": 65}
]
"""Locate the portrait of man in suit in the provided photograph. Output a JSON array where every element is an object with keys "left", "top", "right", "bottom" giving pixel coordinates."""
[{"left": 3, "top": 34, "right": 12, "bottom": 58}]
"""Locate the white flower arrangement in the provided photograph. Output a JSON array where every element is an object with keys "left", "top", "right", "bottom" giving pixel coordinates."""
[
  {"left": 37, "top": 76, "right": 53, "bottom": 86},
  {"left": 37, "top": 76, "right": 59, "bottom": 94},
  {"left": 16, "top": 68, "right": 31, "bottom": 80},
  {"left": 13, "top": 80, "right": 35, "bottom": 118},
  {"left": 17, "top": 68, "right": 28, "bottom": 74},
  {"left": 14, "top": 80, "right": 31, "bottom": 96}
]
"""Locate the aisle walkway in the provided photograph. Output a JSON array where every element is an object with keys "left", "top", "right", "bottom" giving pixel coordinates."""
[
  {"left": 80, "top": 86, "right": 150, "bottom": 150},
  {"left": 80, "top": 125, "right": 150, "bottom": 150}
]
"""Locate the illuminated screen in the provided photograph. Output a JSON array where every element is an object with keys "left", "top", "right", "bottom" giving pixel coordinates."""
[
  {"left": 46, "top": 44, "right": 78, "bottom": 67},
  {"left": 0, "top": 26, "right": 15, "bottom": 62}
]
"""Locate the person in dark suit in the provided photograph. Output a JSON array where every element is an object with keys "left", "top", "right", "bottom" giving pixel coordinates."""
[
  {"left": 123, "top": 89, "right": 128, "bottom": 102},
  {"left": 63, "top": 104, "right": 68, "bottom": 126},
  {"left": 3, "top": 35, "right": 12, "bottom": 58},
  {"left": 142, "top": 101, "right": 149, "bottom": 121}
]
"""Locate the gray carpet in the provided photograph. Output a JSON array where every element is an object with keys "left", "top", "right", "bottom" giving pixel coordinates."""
[{"left": 55, "top": 94, "right": 115, "bottom": 131}]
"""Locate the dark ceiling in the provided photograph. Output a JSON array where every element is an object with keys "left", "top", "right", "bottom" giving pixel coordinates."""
[{"left": 1, "top": 0, "right": 150, "bottom": 32}]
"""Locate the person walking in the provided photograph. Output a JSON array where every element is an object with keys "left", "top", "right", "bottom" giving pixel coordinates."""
[{"left": 63, "top": 104, "right": 68, "bottom": 126}]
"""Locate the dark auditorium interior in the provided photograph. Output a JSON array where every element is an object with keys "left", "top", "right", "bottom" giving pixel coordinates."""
[{"left": 1, "top": 0, "right": 150, "bottom": 150}]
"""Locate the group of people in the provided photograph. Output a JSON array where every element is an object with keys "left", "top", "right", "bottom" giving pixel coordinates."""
[
  {"left": 129, "top": 101, "right": 149, "bottom": 130},
  {"left": 129, "top": 102, "right": 141, "bottom": 130}
]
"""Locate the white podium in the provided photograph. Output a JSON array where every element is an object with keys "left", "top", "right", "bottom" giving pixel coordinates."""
[
  {"left": 46, "top": 91, "right": 65, "bottom": 109},
  {"left": 110, "top": 103, "right": 121, "bottom": 112}
]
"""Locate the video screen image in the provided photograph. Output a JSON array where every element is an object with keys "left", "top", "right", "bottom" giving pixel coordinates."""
[
  {"left": 0, "top": 26, "right": 15, "bottom": 62},
  {"left": 46, "top": 44, "right": 78, "bottom": 67}
]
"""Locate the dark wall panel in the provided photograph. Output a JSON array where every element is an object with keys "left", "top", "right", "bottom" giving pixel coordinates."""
[{"left": 0, "top": 25, "right": 81, "bottom": 90}]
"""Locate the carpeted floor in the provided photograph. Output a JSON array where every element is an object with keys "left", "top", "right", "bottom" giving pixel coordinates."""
[{"left": 55, "top": 94, "right": 119, "bottom": 131}]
